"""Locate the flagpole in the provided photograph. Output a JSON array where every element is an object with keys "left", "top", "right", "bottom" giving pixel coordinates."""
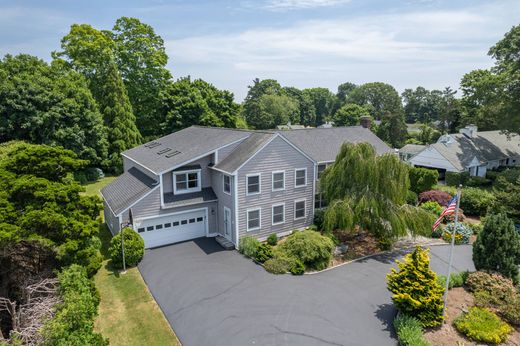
[{"left": 442, "top": 184, "right": 462, "bottom": 319}]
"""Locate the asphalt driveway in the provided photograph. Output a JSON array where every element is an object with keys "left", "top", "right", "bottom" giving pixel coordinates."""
[{"left": 139, "top": 238, "right": 474, "bottom": 346}]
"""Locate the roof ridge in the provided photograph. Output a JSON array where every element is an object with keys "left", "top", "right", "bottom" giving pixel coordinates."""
[{"left": 190, "top": 125, "right": 275, "bottom": 134}]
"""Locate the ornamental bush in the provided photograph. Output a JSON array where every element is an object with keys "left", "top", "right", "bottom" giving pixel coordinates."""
[
  {"left": 279, "top": 230, "right": 334, "bottom": 271},
  {"left": 290, "top": 259, "right": 305, "bottom": 275},
  {"left": 419, "top": 201, "right": 442, "bottom": 216},
  {"left": 108, "top": 228, "right": 145, "bottom": 268},
  {"left": 446, "top": 171, "right": 470, "bottom": 186},
  {"left": 442, "top": 223, "right": 472, "bottom": 245},
  {"left": 409, "top": 167, "right": 438, "bottom": 194},
  {"left": 393, "top": 313, "right": 431, "bottom": 346},
  {"left": 453, "top": 307, "right": 512, "bottom": 344},
  {"left": 406, "top": 190, "right": 418, "bottom": 206},
  {"left": 473, "top": 213, "right": 520, "bottom": 279},
  {"left": 418, "top": 190, "right": 452, "bottom": 207},
  {"left": 267, "top": 233, "right": 278, "bottom": 246},
  {"left": 239, "top": 236, "right": 260, "bottom": 258},
  {"left": 255, "top": 243, "right": 273, "bottom": 263},
  {"left": 386, "top": 247, "right": 444, "bottom": 327},
  {"left": 459, "top": 187, "right": 495, "bottom": 216},
  {"left": 263, "top": 255, "right": 293, "bottom": 274}
]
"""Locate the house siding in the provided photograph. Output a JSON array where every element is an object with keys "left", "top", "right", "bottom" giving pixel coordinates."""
[
  {"left": 211, "top": 169, "right": 236, "bottom": 243},
  {"left": 161, "top": 154, "right": 215, "bottom": 194},
  {"left": 124, "top": 188, "right": 218, "bottom": 233},
  {"left": 237, "top": 136, "right": 315, "bottom": 241},
  {"left": 410, "top": 147, "right": 459, "bottom": 172},
  {"left": 104, "top": 200, "right": 120, "bottom": 235}
]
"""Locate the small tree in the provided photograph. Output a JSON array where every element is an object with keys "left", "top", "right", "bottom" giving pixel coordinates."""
[
  {"left": 109, "top": 228, "right": 145, "bottom": 268},
  {"left": 473, "top": 213, "right": 520, "bottom": 279},
  {"left": 409, "top": 167, "right": 439, "bottom": 194},
  {"left": 387, "top": 247, "right": 445, "bottom": 327}
]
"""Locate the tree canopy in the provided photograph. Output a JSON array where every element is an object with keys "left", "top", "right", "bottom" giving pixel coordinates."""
[
  {"left": 332, "top": 104, "right": 370, "bottom": 126},
  {"left": 347, "top": 82, "right": 404, "bottom": 120}
]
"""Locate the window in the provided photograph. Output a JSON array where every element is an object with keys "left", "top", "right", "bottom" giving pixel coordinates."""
[
  {"left": 189, "top": 218, "right": 195, "bottom": 223},
  {"left": 181, "top": 220, "right": 188, "bottom": 225},
  {"left": 294, "top": 200, "right": 306, "bottom": 219},
  {"left": 174, "top": 170, "right": 201, "bottom": 194},
  {"left": 197, "top": 217, "right": 203, "bottom": 222},
  {"left": 156, "top": 224, "right": 163, "bottom": 230},
  {"left": 223, "top": 175, "right": 231, "bottom": 194},
  {"left": 317, "top": 164, "right": 327, "bottom": 179},
  {"left": 272, "top": 204, "right": 285, "bottom": 225},
  {"left": 147, "top": 226, "right": 154, "bottom": 231},
  {"left": 246, "top": 174, "right": 261, "bottom": 195},
  {"left": 295, "top": 168, "right": 307, "bottom": 187},
  {"left": 247, "top": 209, "right": 261, "bottom": 231},
  {"left": 138, "top": 227, "right": 145, "bottom": 233},
  {"left": 272, "top": 171, "right": 285, "bottom": 191},
  {"left": 173, "top": 221, "right": 179, "bottom": 227},
  {"left": 164, "top": 223, "right": 172, "bottom": 228},
  {"left": 315, "top": 193, "right": 327, "bottom": 209}
]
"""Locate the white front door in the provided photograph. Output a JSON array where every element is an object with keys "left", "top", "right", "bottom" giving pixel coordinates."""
[{"left": 223, "top": 207, "right": 232, "bottom": 241}]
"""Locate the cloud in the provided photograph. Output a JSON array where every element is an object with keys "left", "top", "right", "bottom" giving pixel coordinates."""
[
  {"left": 167, "top": 1, "right": 518, "bottom": 99},
  {"left": 261, "top": 0, "right": 351, "bottom": 11}
]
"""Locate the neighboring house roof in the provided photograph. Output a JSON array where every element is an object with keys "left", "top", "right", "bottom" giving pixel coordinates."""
[
  {"left": 101, "top": 167, "right": 158, "bottom": 216},
  {"left": 163, "top": 187, "right": 218, "bottom": 208},
  {"left": 213, "top": 132, "right": 275, "bottom": 173},
  {"left": 431, "top": 131, "right": 520, "bottom": 171},
  {"left": 278, "top": 126, "right": 393, "bottom": 163},
  {"left": 399, "top": 144, "right": 426, "bottom": 155},
  {"left": 276, "top": 124, "right": 306, "bottom": 130},
  {"left": 122, "top": 126, "right": 250, "bottom": 174}
]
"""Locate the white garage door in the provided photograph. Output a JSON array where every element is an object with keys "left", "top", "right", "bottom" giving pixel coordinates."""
[{"left": 134, "top": 209, "right": 207, "bottom": 248}]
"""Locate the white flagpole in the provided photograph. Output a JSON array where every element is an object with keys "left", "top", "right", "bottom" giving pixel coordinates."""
[{"left": 442, "top": 184, "right": 462, "bottom": 319}]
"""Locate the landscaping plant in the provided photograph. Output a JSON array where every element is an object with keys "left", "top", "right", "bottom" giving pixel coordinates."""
[
  {"left": 279, "top": 230, "right": 334, "bottom": 271},
  {"left": 473, "top": 213, "right": 520, "bottom": 279},
  {"left": 409, "top": 167, "right": 438, "bottom": 194},
  {"left": 442, "top": 223, "right": 472, "bottom": 245},
  {"left": 255, "top": 243, "right": 273, "bottom": 263},
  {"left": 419, "top": 201, "right": 442, "bottom": 216},
  {"left": 263, "top": 255, "right": 294, "bottom": 274},
  {"left": 453, "top": 307, "right": 512, "bottom": 344},
  {"left": 418, "top": 190, "right": 452, "bottom": 207},
  {"left": 108, "top": 228, "right": 145, "bottom": 268},
  {"left": 387, "top": 247, "right": 445, "bottom": 327},
  {"left": 459, "top": 187, "right": 495, "bottom": 216},
  {"left": 238, "top": 236, "right": 260, "bottom": 258},
  {"left": 393, "top": 313, "right": 431, "bottom": 346},
  {"left": 267, "top": 233, "right": 278, "bottom": 246}
]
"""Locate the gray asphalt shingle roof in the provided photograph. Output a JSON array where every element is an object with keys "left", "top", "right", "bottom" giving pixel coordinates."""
[
  {"left": 101, "top": 167, "right": 158, "bottom": 216},
  {"left": 432, "top": 131, "right": 520, "bottom": 170},
  {"left": 278, "top": 126, "right": 393, "bottom": 162},
  {"left": 399, "top": 144, "right": 426, "bottom": 155},
  {"left": 122, "top": 126, "right": 250, "bottom": 174}
]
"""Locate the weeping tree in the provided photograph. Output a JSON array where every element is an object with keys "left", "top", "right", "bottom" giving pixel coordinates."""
[{"left": 321, "top": 142, "right": 433, "bottom": 248}]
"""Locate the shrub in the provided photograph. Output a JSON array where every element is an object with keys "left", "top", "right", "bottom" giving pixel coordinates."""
[
  {"left": 453, "top": 307, "right": 512, "bottom": 344},
  {"left": 239, "top": 236, "right": 260, "bottom": 258},
  {"left": 459, "top": 187, "right": 495, "bottom": 216},
  {"left": 279, "top": 230, "right": 334, "bottom": 271},
  {"left": 255, "top": 243, "right": 273, "bottom": 263},
  {"left": 393, "top": 313, "right": 431, "bottom": 346},
  {"left": 466, "top": 176, "right": 491, "bottom": 187},
  {"left": 473, "top": 213, "right": 520, "bottom": 279},
  {"left": 466, "top": 271, "right": 515, "bottom": 296},
  {"left": 267, "top": 233, "right": 278, "bottom": 246},
  {"left": 406, "top": 190, "right": 418, "bottom": 206},
  {"left": 108, "top": 228, "right": 144, "bottom": 268},
  {"left": 264, "top": 255, "right": 293, "bottom": 274},
  {"left": 468, "top": 222, "right": 483, "bottom": 235},
  {"left": 443, "top": 208, "right": 466, "bottom": 223},
  {"left": 419, "top": 201, "right": 442, "bottom": 216},
  {"left": 387, "top": 247, "right": 445, "bottom": 327},
  {"left": 409, "top": 167, "right": 439, "bottom": 194},
  {"left": 42, "top": 265, "right": 108, "bottom": 345},
  {"left": 74, "top": 167, "right": 102, "bottom": 184},
  {"left": 418, "top": 190, "right": 452, "bottom": 207},
  {"left": 313, "top": 208, "right": 325, "bottom": 230},
  {"left": 290, "top": 259, "right": 305, "bottom": 275},
  {"left": 431, "top": 226, "right": 443, "bottom": 238},
  {"left": 445, "top": 171, "right": 469, "bottom": 186},
  {"left": 436, "top": 271, "right": 466, "bottom": 290},
  {"left": 442, "top": 223, "right": 472, "bottom": 245}
]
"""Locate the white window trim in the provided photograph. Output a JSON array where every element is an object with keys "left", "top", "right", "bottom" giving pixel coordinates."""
[
  {"left": 246, "top": 208, "right": 261, "bottom": 232},
  {"left": 294, "top": 199, "right": 306, "bottom": 220},
  {"left": 173, "top": 169, "right": 201, "bottom": 195},
  {"left": 223, "top": 174, "right": 231, "bottom": 195},
  {"left": 271, "top": 203, "right": 285, "bottom": 225},
  {"left": 294, "top": 168, "right": 307, "bottom": 188},
  {"left": 271, "top": 170, "right": 285, "bottom": 192},
  {"left": 246, "top": 173, "right": 261, "bottom": 196}
]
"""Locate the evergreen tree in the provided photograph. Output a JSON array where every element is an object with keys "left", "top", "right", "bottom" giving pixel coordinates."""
[
  {"left": 473, "top": 213, "right": 520, "bottom": 279},
  {"left": 99, "top": 61, "right": 141, "bottom": 172},
  {"left": 321, "top": 143, "right": 433, "bottom": 248},
  {"left": 387, "top": 246, "right": 445, "bottom": 327}
]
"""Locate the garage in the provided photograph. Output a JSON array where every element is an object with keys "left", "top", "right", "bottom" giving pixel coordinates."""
[{"left": 134, "top": 209, "right": 207, "bottom": 248}]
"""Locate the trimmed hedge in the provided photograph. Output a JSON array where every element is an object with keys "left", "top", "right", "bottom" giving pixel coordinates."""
[
  {"left": 453, "top": 307, "right": 512, "bottom": 344},
  {"left": 446, "top": 171, "right": 469, "bottom": 186},
  {"left": 409, "top": 167, "right": 439, "bottom": 194},
  {"left": 108, "top": 228, "right": 145, "bottom": 268}
]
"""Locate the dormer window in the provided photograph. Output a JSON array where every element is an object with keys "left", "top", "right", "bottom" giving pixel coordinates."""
[{"left": 174, "top": 169, "right": 201, "bottom": 194}]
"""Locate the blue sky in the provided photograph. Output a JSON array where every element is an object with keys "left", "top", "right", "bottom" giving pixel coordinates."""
[{"left": 0, "top": 0, "right": 518, "bottom": 100}]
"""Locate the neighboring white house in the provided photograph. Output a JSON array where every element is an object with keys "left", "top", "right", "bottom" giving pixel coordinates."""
[{"left": 407, "top": 125, "right": 520, "bottom": 178}]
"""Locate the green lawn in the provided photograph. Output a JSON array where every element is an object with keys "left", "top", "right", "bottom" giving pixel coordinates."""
[{"left": 84, "top": 178, "right": 180, "bottom": 346}]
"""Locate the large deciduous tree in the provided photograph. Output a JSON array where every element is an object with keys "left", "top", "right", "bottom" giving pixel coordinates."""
[
  {"left": 283, "top": 86, "right": 316, "bottom": 126},
  {"left": 332, "top": 104, "right": 370, "bottom": 127},
  {"left": 302, "top": 87, "right": 337, "bottom": 126},
  {"left": 377, "top": 112, "right": 408, "bottom": 148},
  {"left": 321, "top": 143, "right": 433, "bottom": 248},
  {"left": 347, "top": 82, "right": 404, "bottom": 120},
  {"left": 0, "top": 54, "right": 108, "bottom": 166}
]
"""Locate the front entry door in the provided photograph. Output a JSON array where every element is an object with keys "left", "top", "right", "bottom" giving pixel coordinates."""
[{"left": 223, "top": 207, "right": 232, "bottom": 241}]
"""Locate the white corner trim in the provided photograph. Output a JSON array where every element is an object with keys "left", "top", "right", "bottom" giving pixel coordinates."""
[
  {"left": 311, "top": 163, "right": 316, "bottom": 220},
  {"left": 246, "top": 207, "right": 262, "bottom": 232},
  {"left": 245, "top": 173, "right": 261, "bottom": 196},
  {"left": 294, "top": 168, "right": 307, "bottom": 188},
  {"left": 271, "top": 203, "right": 285, "bottom": 226},
  {"left": 234, "top": 174, "right": 239, "bottom": 248},
  {"left": 271, "top": 170, "right": 285, "bottom": 192},
  {"left": 294, "top": 198, "right": 306, "bottom": 220},
  {"left": 160, "top": 174, "right": 164, "bottom": 207}
]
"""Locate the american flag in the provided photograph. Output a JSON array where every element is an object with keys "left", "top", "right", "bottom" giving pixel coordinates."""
[{"left": 432, "top": 196, "right": 458, "bottom": 231}]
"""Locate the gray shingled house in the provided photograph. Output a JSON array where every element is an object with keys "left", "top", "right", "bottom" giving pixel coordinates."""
[
  {"left": 101, "top": 125, "right": 391, "bottom": 249},
  {"left": 408, "top": 125, "right": 520, "bottom": 179}
]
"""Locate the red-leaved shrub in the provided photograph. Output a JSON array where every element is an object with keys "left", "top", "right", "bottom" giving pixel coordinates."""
[{"left": 418, "top": 190, "right": 452, "bottom": 207}]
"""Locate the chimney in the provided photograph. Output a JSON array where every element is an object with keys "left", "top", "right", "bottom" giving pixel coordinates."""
[
  {"left": 360, "top": 116, "right": 372, "bottom": 129},
  {"left": 459, "top": 124, "right": 478, "bottom": 138}
]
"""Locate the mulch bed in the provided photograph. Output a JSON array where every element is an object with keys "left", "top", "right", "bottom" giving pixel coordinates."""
[{"left": 331, "top": 230, "right": 381, "bottom": 266}]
